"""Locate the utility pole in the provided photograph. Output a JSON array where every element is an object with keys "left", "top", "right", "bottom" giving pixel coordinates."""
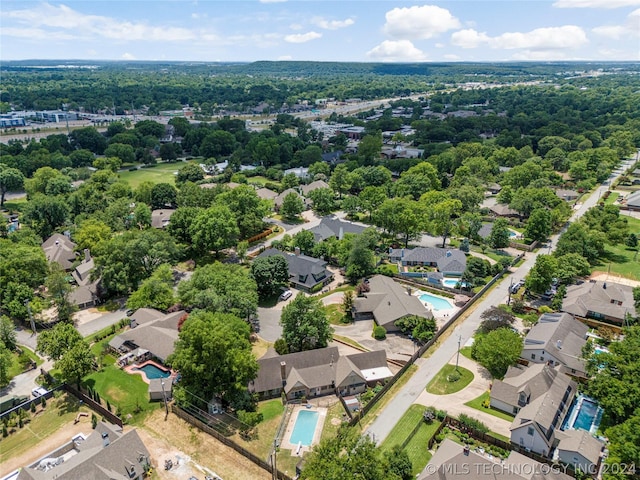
[
  {"left": 160, "top": 379, "right": 169, "bottom": 420},
  {"left": 25, "top": 300, "right": 36, "bottom": 337},
  {"left": 272, "top": 439, "right": 278, "bottom": 480},
  {"left": 455, "top": 335, "right": 462, "bottom": 371},
  {"left": 507, "top": 278, "right": 514, "bottom": 306}
]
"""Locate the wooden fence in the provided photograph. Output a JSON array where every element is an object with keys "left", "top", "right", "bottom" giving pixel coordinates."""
[
  {"left": 172, "top": 404, "right": 292, "bottom": 480},
  {"left": 0, "top": 384, "right": 65, "bottom": 422},
  {"left": 63, "top": 383, "right": 123, "bottom": 428}
]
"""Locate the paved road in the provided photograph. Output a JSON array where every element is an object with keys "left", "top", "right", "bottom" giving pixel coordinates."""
[
  {"left": 365, "top": 155, "right": 637, "bottom": 445},
  {"left": 76, "top": 308, "right": 128, "bottom": 337}
]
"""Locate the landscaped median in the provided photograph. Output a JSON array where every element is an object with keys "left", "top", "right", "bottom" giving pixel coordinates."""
[{"left": 426, "top": 364, "right": 474, "bottom": 395}]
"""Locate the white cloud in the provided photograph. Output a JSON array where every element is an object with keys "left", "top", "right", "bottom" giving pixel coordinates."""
[
  {"left": 289, "top": 23, "right": 304, "bottom": 31},
  {"left": 382, "top": 5, "right": 461, "bottom": 39},
  {"left": 284, "top": 31, "right": 322, "bottom": 43},
  {"left": 0, "top": 27, "right": 75, "bottom": 40},
  {"left": 366, "top": 40, "right": 427, "bottom": 61},
  {"left": 121, "top": 52, "right": 136, "bottom": 60},
  {"left": 553, "top": 0, "right": 640, "bottom": 8},
  {"left": 593, "top": 8, "right": 640, "bottom": 38},
  {"left": 444, "top": 54, "right": 460, "bottom": 60},
  {"left": 311, "top": 17, "right": 355, "bottom": 30},
  {"left": 451, "top": 25, "right": 588, "bottom": 50},
  {"left": 278, "top": 55, "right": 293, "bottom": 60},
  {"left": 510, "top": 50, "right": 571, "bottom": 60},
  {"left": 451, "top": 29, "right": 491, "bottom": 49}
]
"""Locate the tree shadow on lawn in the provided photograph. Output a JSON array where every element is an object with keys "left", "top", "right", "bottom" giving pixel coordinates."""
[
  {"left": 56, "top": 395, "right": 82, "bottom": 416},
  {"left": 600, "top": 250, "right": 630, "bottom": 265},
  {"left": 258, "top": 294, "right": 280, "bottom": 308}
]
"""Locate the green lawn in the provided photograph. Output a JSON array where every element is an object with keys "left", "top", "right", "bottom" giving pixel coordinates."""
[
  {"left": 83, "top": 362, "right": 154, "bottom": 423},
  {"left": 118, "top": 161, "right": 196, "bottom": 188},
  {"left": 1, "top": 198, "right": 28, "bottom": 212},
  {"left": 459, "top": 346, "right": 473, "bottom": 360},
  {"left": 380, "top": 404, "right": 426, "bottom": 452},
  {"left": 464, "top": 391, "right": 516, "bottom": 422},
  {"left": 259, "top": 398, "right": 285, "bottom": 422},
  {"left": 404, "top": 421, "right": 440, "bottom": 476},
  {"left": 0, "top": 393, "right": 90, "bottom": 465},
  {"left": 426, "top": 365, "right": 474, "bottom": 395},
  {"left": 324, "top": 304, "right": 349, "bottom": 325},
  {"left": 4, "top": 347, "right": 42, "bottom": 386}
]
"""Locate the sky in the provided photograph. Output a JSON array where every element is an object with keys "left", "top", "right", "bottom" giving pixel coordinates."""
[{"left": 1, "top": 0, "right": 639, "bottom": 63}]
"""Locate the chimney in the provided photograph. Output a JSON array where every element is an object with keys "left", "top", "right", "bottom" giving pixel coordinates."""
[
  {"left": 603, "top": 282, "right": 607, "bottom": 289},
  {"left": 556, "top": 340, "right": 563, "bottom": 350},
  {"left": 84, "top": 249, "right": 91, "bottom": 262},
  {"left": 294, "top": 247, "right": 301, "bottom": 256},
  {"left": 102, "top": 431, "right": 110, "bottom": 447},
  {"left": 463, "top": 445, "right": 470, "bottom": 456},
  {"left": 280, "top": 361, "right": 287, "bottom": 385}
]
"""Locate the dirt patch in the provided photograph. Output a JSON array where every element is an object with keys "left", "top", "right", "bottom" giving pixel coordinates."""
[
  {"left": 590, "top": 271, "right": 640, "bottom": 287},
  {"left": 141, "top": 409, "right": 271, "bottom": 480}
]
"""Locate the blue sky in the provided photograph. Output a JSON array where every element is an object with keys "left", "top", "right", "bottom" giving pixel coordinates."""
[{"left": 1, "top": 1, "right": 639, "bottom": 62}]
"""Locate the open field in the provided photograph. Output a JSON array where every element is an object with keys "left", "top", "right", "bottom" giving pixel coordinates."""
[{"left": 118, "top": 161, "right": 195, "bottom": 188}]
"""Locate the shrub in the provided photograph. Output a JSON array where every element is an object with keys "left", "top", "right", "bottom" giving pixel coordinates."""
[
  {"left": 458, "top": 413, "right": 489, "bottom": 433},
  {"left": 373, "top": 325, "right": 386, "bottom": 340},
  {"left": 2, "top": 425, "right": 7, "bottom": 437},
  {"left": 447, "top": 371, "right": 461, "bottom": 383},
  {"left": 274, "top": 338, "right": 289, "bottom": 355},
  {"left": 40, "top": 397, "right": 46, "bottom": 408},
  {"left": 538, "top": 306, "right": 553, "bottom": 314},
  {"left": 238, "top": 410, "right": 264, "bottom": 427},
  {"left": 91, "top": 413, "right": 97, "bottom": 429},
  {"left": 375, "top": 264, "right": 396, "bottom": 277},
  {"left": 30, "top": 401, "right": 36, "bottom": 413}
]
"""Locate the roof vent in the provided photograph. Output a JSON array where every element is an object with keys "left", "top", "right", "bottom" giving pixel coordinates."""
[
  {"left": 556, "top": 340, "right": 562, "bottom": 350},
  {"left": 102, "top": 431, "right": 110, "bottom": 447},
  {"left": 603, "top": 282, "right": 607, "bottom": 289},
  {"left": 463, "top": 445, "right": 470, "bottom": 456}
]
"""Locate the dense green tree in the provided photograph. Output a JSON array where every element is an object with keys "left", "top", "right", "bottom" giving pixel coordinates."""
[
  {"left": 217, "top": 185, "right": 269, "bottom": 239},
  {"left": 280, "top": 294, "right": 332, "bottom": 353},
  {"left": 0, "top": 343, "right": 11, "bottom": 387},
  {"left": 159, "top": 143, "right": 178, "bottom": 161},
  {"left": 394, "top": 162, "right": 440, "bottom": 200},
  {"left": 308, "top": 187, "right": 336, "bottom": 215},
  {"left": 524, "top": 208, "right": 552, "bottom": 242},
  {"left": 37, "top": 323, "right": 83, "bottom": 361},
  {"left": 176, "top": 163, "right": 204, "bottom": 185},
  {"left": 250, "top": 255, "right": 290, "bottom": 299},
  {"left": 281, "top": 172, "right": 300, "bottom": 190},
  {"left": 74, "top": 219, "right": 112, "bottom": 252},
  {"left": 554, "top": 253, "right": 591, "bottom": 285},
  {"left": 93, "top": 156, "right": 122, "bottom": 172},
  {"left": 395, "top": 315, "right": 437, "bottom": 343},
  {"left": 472, "top": 328, "right": 522, "bottom": 378},
  {"left": 45, "top": 263, "right": 76, "bottom": 324},
  {"left": 126, "top": 264, "right": 175, "bottom": 311},
  {"left": 292, "top": 230, "right": 316, "bottom": 255},
  {"left": 602, "top": 412, "right": 640, "bottom": 480},
  {"left": 168, "top": 310, "right": 257, "bottom": 408},
  {"left": 358, "top": 134, "right": 383, "bottom": 162},
  {"left": 132, "top": 202, "right": 152, "bottom": 229},
  {"left": 191, "top": 204, "right": 239, "bottom": 256},
  {"left": 359, "top": 186, "right": 387, "bottom": 221},
  {"left": 57, "top": 340, "right": 94, "bottom": 387},
  {"left": 477, "top": 306, "right": 515, "bottom": 334},
  {"left": 489, "top": 218, "right": 510, "bottom": 249},
  {"left": 0, "top": 316, "right": 17, "bottom": 351},
  {"left": 384, "top": 445, "right": 413, "bottom": 480},
  {"left": 345, "top": 235, "right": 376, "bottom": 283},
  {"left": 166, "top": 206, "right": 202, "bottom": 245},
  {"left": 0, "top": 165, "right": 24, "bottom": 207},
  {"left": 22, "top": 194, "right": 69, "bottom": 239},
  {"left": 69, "top": 127, "right": 107, "bottom": 154},
  {"left": 308, "top": 161, "right": 330, "bottom": 178},
  {"left": 374, "top": 197, "right": 424, "bottom": 247},
  {"left": 280, "top": 191, "right": 304, "bottom": 221},
  {"left": 178, "top": 262, "right": 258, "bottom": 319},
  {"left": 104, "top": 143, "right": 135, "bottom": 164},
  {"left": 424, "top": 198, "right": 462, "bottom": 248},
  {"left": 329, "top": 164, "right": 352, "bottom": 199},
  {"left": 134, "top": 120, "right": 165, "bottom": 138},
  {"left": 151, "top": 182, "right": 177, "bottom": 209},
  {"left": 525, "top": 254, "right": 557, "bottom": 294},
  {"left": 555, "top": 222, "right": 606, "bottom": 264}
]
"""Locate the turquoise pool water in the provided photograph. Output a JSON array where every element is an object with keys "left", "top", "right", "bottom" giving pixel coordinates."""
[
  {"left": 418, "top": 292, "right": 454, "bottom": 311},
  {"left": 562, "top": 395, "right": 603, "bottom": 434},
  {"left": 134, "top": 364, "right": 170, "bottom": 379},
  {"left": 442, "top": 278, "right": 469, "bottom": 288},
  {"left": 290, "top": 410, "right": 319, "bottom": 446}
]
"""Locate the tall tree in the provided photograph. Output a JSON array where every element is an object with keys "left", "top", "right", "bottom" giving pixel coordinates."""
[
  {"left": 191, "top": 204, "right": 239, "bottom": 256},
  {"left": 57, "top": 340, "right": 94, "bottom": 387},
  {"left": 489, "top": 218, "right": 511, "bottom": 249},
  {"left": 329, "top": 164, "right": 351, "bottom": 199},
  {"left": 524, "top": 208, "right": 552, "bottom": 242},
  {"left": 0, "top": 165, "right": 24, "bottom": 207},
  {"left": 45, "top": 263, "right": 77, "bottom": 324},
  {"left": 394, "top": 162, "right": 440, "bottom": 200},
  {"left": 280, "top": 294, "right": 332, "bottom": 353},
  {"left": 472, "top": 328, "right": 522, "bottom": 379},
  {"left": 37, "top": 323, "right": 83, "bottom": 360},
  {"left": 168, "top": 311, "right": 258, "bottom": 409},
  {"left": 0, "top": 316, "right": 17, "bottom": 351},
  {"left": 280, "top": 192, "right": 304, "bottom": 221},
  {"left": 250, "top": 255, "right": 290, "bottom": 299},
  {"left": 525, "top": 254, "right": 557, "bottom": 294},
  {"left": 151, "top": 182, "right": 178, "bottom": 209},
  {"left": 22, "top": 194, "right": 69, "bottom": 239},
  {"left": 126, "top": 264, "right": 175, "bottom": 311}
]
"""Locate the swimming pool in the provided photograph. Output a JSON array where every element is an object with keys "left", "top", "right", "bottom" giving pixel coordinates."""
[
  {"left": 134, "top": 363, "right": 170, "bottom": 380},
  {"left": 442, "top": 278, "right": 468, "bottom": 289},
  {"left": 290, "top": 410, "right": 319, "bottom": 447},
  {"left": 562, "top": 395, "right": 603, "bottom": 434},
  {"left": 508, "top": 230, "right": 518, "bottom": 238},
  {"left": 418, "top": 292, "right": 454, "bottom": 311}
]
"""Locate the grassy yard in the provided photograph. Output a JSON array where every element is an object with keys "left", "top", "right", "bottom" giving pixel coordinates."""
[
  {"left": 459, "top": 346, "right": 473, "bottom": 360},
  {"left": 380, "top": 404, "right": 440, "bottom": 476},
  {"left": 1, "top": 198, "right": 28, "bottom": 213},
  {"left": 118, "top": 161, "right": 195, "bottom": 188},
  {"left": 0, "top": 393, "right": 91, "bottom": 466},
  {"left": 464, "top": 391, "right": 516, "bottom": 422},
  {"left": 593, "top": 216, "right": 640, "bottom": 280},
  {"left": 426, "top": 365, "right": 474, "bottom": 395},
  {"left": 4, "top": 347, "right": 42, "bottom": 385},
  {"left": 324, "top": 304, "right": 349, "bottom": 325},
  {"left": 83, "top": 361, "right": 155, "bottom": 424},
  {"left": 332, "top": 334, "right": 366, "bottom": 351}
]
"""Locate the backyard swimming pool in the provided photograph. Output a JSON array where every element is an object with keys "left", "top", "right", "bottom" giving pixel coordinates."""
[
  {"left": 134, "top": 363, "right": 171, "bottom": 380},
  {"left": 562, "top": 395, "right": 603, "bottom": 434},
  {"left": 442, "top": 278, "right": 469, "bottom": 289},
  {"left": 418, "top": 292, "right": 455, "bottom": 311},
  {"left": 290, "top": 410, "right": 319, "bottom": 447}
]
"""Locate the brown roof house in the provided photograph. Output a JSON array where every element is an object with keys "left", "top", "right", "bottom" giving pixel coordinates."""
[
  {"left": 42, "top": 233, "right": 77, "bottom": 270},
  {"left": 109, "top": 308, "right": 186, "bottom": 363},
  {"left": 509, "top": 369, "right": 576, "bottom": 457},
  {"left": 491, "top": 364, "right": 571, "bottom": 416},
  {"left": 249, "top": 346, "right": 391, "bottom": 400},
  {"left": 300, "top": 179, "right": 330, "bottom": 196},
  {"left": 489, "top": 204, "right": 520, "bottom": 218},
  {"left": 353, "top": 275, "right": 433, "bottom": 332},
  {"left": 418, "top": 438, "right": 572, "bottom": 480},
  {"left": 521, "top": 313, "right": 588, "bottom": 378},
  {"left": 17, "top": 422, "right": 151, "bottom": 480},
  {"left": 255, "top": 187, "right": 278, "bottom": 201},
  {"left": 307, "top": 216, "right": 367, "bottom": 242},
  {"left": 273, "top": 188, "right": 308, "bottom": 211},
  {"left": 561, "top": 280, "right": 636, "bottom": 326},
  {"left": 69, "top": 249, "right": 101, "bottom": 309},
  {"left": 151, "top": 209, "right": 175, "bottom": 229},
  {"left": 389, "top": 247, "right": 467, "bottom": 276},
  {"left": 555, "top": 189, "right": 580, "bottom": 202}
]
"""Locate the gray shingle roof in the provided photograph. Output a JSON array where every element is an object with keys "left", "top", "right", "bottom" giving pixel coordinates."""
[
  {"left": 491, "top": 364, "right": 561, "bottom": 409},
  {"left": 257, "top": 248, "right": 332, "bottom": 290},
  {"left": 151, "top": 209, "right": 175, "bottom": 229},
  {"left": 555, "top": 429, "right": 604, "bottom": 466},
  {"left": 522, "top": 313, "right": 588, "bottom": 373},
  {"left": 391, "top": 247, "right": 467, "bottom": 274},
  {"left": 353, "top": 275, "right": 433, "bottom": 330},
  {"left": 42, "top": 233, "right": 77, "bottom": 270},
  {"left": 627, "top": 190, "right": 640, "bottom": 207},
  {"left": 300, "top": 180, "right": 330, "bottom": 196},
  {"left": 307, "top": 216, "right": 367, "bottom": 242},
  {"left": 562, "top": 281, "right": 636, "bottom": 323}
]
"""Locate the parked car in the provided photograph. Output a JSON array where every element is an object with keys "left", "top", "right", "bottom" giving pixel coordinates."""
[
  {"left": 279, "top": 290, "right": 293, "bottom": 301},
  {"left": 31, "top": 386, "right": 48, "bottom": 398}
]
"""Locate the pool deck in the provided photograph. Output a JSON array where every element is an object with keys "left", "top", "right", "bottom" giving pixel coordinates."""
[
  {"left": 124, "top": 360, "right": 174, "bottom": 385},
  {"left": 413, "top": 290, "right": 459, "bottom": 323},
  {"left": 281, "top": 405, "right": 327, "bottom": 456}
]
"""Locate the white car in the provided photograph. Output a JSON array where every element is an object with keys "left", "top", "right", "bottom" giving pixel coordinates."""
[
  {"left": 32, "top": 386, "right": 48, "bottom": 398},
  {"left": 279, "top": 290, "right": 293, "bottom": 301}
]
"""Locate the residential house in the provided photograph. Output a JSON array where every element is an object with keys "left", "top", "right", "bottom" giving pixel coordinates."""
[
  {"left": 248, "top": 346, "right": 392, "bottom": 400},
  {"left": 491, "top": 364, "right": 569, "bottom": 416},
  {"left": 300, "top": 180, "right": 330, "bottom": 197},
  {"left": 509, "top": 369, "right": 576, "bottom": 457},
  {"left": 283, "top": 167, "right": 310, "bottom": 180},
  {"left": 256, "top": 248, "right": 333, "bottom": 292},
  {"left": 562, "top": 280, "right": 637, "bottom": 326},
  {"left": 555, "top": 429, "right": 604, "bottom": 474},
  {"left": 109, "top": 308, "right": 186, "bottom": 363},
  {"left": 418, "top": 438, "right": 572, "bottom": 480},
  {"left": 69, "top": 249, "right": 101, "bottom": 309},
  {"left": 353, "top": 275, "right": 433, "bottom": 332},
  {"left": 486, "top": 182, "right": 502, "bottom": 194},
  {"left": 42, "top": 233, "right": 77, "bottom": 271},
  {"left": 555, "top": 189, "right": 579, "bottom": 202},
  {"left": 17, "top": 422, "right": 151, "bottom": 480},
  {"left": 489, "top": 204, "right": 520, "bottom": 218},
  {"left": 151, "top": 209, "right": 175, "bottom": 229},
  {"left": 625, "top": 190, "right": 640, "bottom": 210},
  {"left": 255, "top": 187, "right": 278, "bottom": 201},
  {"left": 521, "top": 313, "right": 588, "bottom": 378},
  {"left": 389, "top": 247, "right": 467, "bottom": 277},
  {"left": 273, "top": 188, "right": 308, "bottom": 211},
  {"left": 321, "top": 150, "right": 343, "bottom": 164},
  {"left": 307, "top": 216, "right": 367, "bottom": 242}
]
